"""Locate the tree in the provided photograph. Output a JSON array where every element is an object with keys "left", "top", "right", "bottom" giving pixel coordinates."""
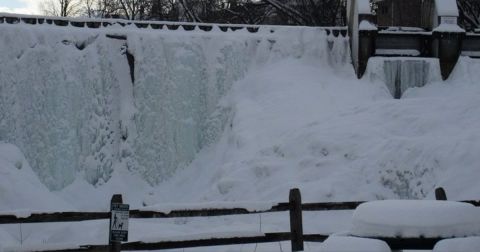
[
  {"left": 40, "top": 0, "right": 83, "bottom": 17},
  {"left": 261, "top": 0, "right": 346, "bottom": 26},
  {"left": 457, "top": 0, "right": 480, "bottom": 31}
]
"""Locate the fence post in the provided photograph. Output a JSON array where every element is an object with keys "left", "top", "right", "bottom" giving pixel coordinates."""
[
  {"left": 109, "top": 194, "right": 123, "bottom": 252},
  {"left": 435, "top": 187, "right": 447, "bottom": 201},
  {"left": 289, "top": 188, "right": 304, "bottom": 251}
]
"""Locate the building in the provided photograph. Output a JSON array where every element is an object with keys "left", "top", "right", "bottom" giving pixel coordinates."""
[{"left": 375, "top": 0, "right": 425, "bottom": 28}]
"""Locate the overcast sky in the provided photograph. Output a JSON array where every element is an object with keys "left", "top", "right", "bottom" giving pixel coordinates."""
[{"left": 0, "top": 0, "right": 41, "bottom": 15}]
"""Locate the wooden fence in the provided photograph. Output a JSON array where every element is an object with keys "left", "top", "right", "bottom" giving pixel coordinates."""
[{"left": 1, "top": 188, "right": 479, "bottom": 252}]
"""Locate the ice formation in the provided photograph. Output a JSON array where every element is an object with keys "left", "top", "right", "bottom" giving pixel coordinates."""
[
  {"left": 0, "top": 23, "right": 349, "bottom": 190},
  {"left": 367, "top": 57, "right": 441, "bottom": 98}
]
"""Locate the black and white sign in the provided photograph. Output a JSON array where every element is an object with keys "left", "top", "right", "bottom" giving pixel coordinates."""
[{"left": 110, "top": 203, "right": 129, "bottom": 242}]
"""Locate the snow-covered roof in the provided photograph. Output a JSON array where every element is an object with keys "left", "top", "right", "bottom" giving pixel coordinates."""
[
  {"left": 359, "top": 20, "right": 377, "bottom": 31},
  {"left": 350, "top": 200, "right": 480, "bottom": 238},
  {"left": 435, "top": 0, "right": 459, "bottom": 16}
]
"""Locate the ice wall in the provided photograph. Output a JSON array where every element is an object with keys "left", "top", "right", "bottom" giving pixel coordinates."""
[
  {"left": 365, "top": 57, "right": 442, "bottom": 98},
  {"left": 0, "top": 23, "right": 348, "bottom": 190}
]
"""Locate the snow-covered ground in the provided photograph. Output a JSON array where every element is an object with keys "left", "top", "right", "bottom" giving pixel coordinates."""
[{"left": 1, "top": 20, "right": 480, "bottom": 251}]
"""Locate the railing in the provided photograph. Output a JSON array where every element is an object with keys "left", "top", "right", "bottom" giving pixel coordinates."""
[
  {"left": 1, "top": 188, "right": 479, "bottom": 252},
  {"left": 0, "top": 13, "right": 347, "bottom": 37}
]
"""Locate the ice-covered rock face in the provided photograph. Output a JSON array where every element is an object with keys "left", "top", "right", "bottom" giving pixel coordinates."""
[{"left": 0, "top": 24, "right": 347, "bottom": 190}]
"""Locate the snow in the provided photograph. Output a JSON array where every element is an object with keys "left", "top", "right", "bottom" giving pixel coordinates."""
[
  {"left": 0, "top": 143, "right": 71, "bottom": 213},
  {"left": 141, "top": 201, "right": 276, "bottom": 214},
  {"left": 462, "top": 51, "right": 480, "bottom": 57},
  {"left": 433, "top": 236, "right": 480, "bottom": 252},
  {"left": 0, "top": 22, "right": 335, "bottom": 190},
  {"left": 435, "top": 0, "right": 459, "bottom": 17},
  {"left": 375, "top": 49, "right": 421, "bottom": 56},
  {"left": 1, "top": 14, "right": 480, "bottom": 252},
  {"left": 359, "top": 20, "right": 377, "bottom": 31},
  {"left": 4, "top": 243, "right": 86, "bottom": 252},
  {"left": 383, "top": 27, "right": 426, "bottom": 32},
  {"left": 320, "top": 236, "right": 391, "bottom": 252},
  {"left": 137, "top": 231, "right": 264, "bottom": 243},
  {"left": 350, "top": 200, "right": 480, "bottom": 238},
  {"left": 433, "top": 23, "right": 465, "bottom": 33}
]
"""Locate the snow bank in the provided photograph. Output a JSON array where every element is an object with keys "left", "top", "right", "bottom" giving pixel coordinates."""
[
  {"left": 0, "top": 143, "right": 71, "bottom": 212},
  {"left": 351, "top": 200, "right": 480, "bottom": 238},
  {"left": 0, "top": 23, "right": 342, "bottom": 190},
  {"left": 433, "top": 236, "right": 480, "bottom": 252},
  {"left": 320, "top": 236, "right": 390, "bottom": 252}
]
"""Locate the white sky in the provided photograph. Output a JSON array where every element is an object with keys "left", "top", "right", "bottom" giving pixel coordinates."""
[{"left": 0, "top": 0, "right": 42, "bottom": 15}]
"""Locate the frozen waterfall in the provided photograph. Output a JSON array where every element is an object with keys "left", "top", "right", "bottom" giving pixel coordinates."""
[
  {"left": 0, "top": 23, "right": 350, "bottom": 190},
  {"left": 365, "top": 57, "right": 442, "bottom": 98}
]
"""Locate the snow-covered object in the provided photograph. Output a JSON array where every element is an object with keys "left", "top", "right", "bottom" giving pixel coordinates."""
[
  {"left": 351, "top": 200, "right": 480, "bottom": 238},
  {"left": 435, "top": 0, "right": 459, "bottom": 17},
  {"left": 320, "top": 236, "right": 391, "bottom": 252},
  {"left": 359, "top": 20, "right": 377, "bottom": 31},
  {"left": 433, "top": 237, "right": 480, "bottom": 252},
  {"left": 0, "top": 23, "right": 340, "bottom": 190}
]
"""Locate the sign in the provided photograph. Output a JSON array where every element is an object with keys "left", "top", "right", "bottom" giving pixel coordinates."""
[
  {"left": 441, "top": 16, "right": 457, "bottom": 25},
  {"left": 109, "top": 203, "right": 129, "bottom": 242}
]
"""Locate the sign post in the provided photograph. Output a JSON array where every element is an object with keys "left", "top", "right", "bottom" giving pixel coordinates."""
[{"left": 109, "top": 194, "right": 129, "bottom": 252}]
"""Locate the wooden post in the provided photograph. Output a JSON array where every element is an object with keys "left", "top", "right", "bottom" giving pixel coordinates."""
[
  {"left": 109, "top": 194, "right": 123, "bottom": 252},
  {"left": 435, "top": 187, "right": 447, "bottom": 201},
  {"left": 289, "top": 188, "right": 304, "bottom": 251}
]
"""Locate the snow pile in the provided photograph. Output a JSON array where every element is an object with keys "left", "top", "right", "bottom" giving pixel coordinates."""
[
  {"left": 0, "top": 23, "right": 346, "bottom": 190},
  {"left": 0, "top": 143, "right": 70, "bottom": 212},
  {"left": 351, "top": 200, "right": 480, "bottom": 238},
  {"left": 433, "top": 236, "right": 480, "bottom": 252},
  {"left": 320, "top": 236, "right": 390, "bottom": 252},
  {"left": 146, "top": 55, "right": 480, "bottom": 204}
]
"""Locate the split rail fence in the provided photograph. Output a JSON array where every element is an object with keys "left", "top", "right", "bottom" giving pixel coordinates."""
[{"left": 0, "top": 188, "right": 479, "bottom": 252}]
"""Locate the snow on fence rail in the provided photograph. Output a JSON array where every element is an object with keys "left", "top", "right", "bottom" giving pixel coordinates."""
[
  {"left": 0, "top": 13, "right": 347, "bottom": 36},
  {"left": 1, "top": 188, "right": 480, "bottom": 252}
]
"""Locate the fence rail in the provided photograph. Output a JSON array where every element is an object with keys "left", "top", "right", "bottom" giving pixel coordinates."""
[
  {"left": 1, "top": 188, "right": 479, "bottom": 251},
  {"left": 0, "top": 13, "right": 347, "bottom": 37},
  {"left": 3, "top": 200, "right": 479, "bottom": 224}
]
